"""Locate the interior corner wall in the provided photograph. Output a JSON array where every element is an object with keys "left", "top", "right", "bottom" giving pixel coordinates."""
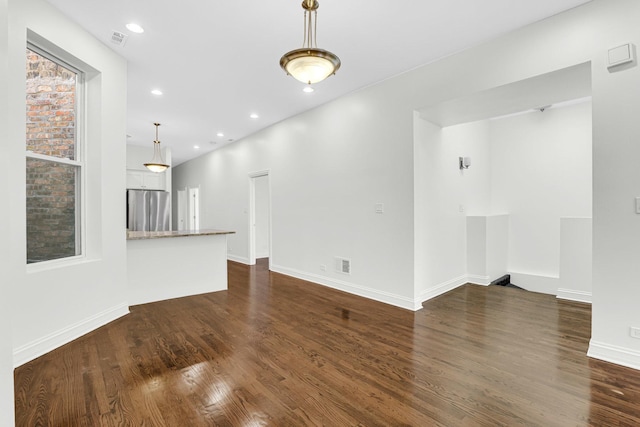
[
  {"left": 0, "top": 0, "right": 15, "bottom": 423},
  {"left": 7, "top": 0, "right": 128, "bottom": 367},
  {"left": 414, "top": 117, "right": 491, "bottom": 301},
  {"left": 489, "top": 101, "right": 592, "bottom": 289}
]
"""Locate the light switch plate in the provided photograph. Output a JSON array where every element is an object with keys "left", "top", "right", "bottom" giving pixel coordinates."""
[{"left": 636, "top": 197, "right": 640, "bottom": 214}]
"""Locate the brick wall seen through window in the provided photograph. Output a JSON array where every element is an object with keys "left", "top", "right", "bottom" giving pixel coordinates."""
[{"left": 26, "top": 48, "right": 81, "bottom": 263}]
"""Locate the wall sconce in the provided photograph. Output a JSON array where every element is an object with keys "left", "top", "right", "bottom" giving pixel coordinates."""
[{"left": 459, "top": 156, "right": 471, "bottom": 170}]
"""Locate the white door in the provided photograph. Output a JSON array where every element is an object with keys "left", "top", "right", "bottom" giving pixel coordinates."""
[
  {"left": 249, "top": 171, "right": 271, "bottom": 265},
  {"left": 177, "top": 189, "right": 187, "bottom": 231},
  {"left": 188, "top": 187, "right": 200, "bottom": 230},
  {"left": 254, "top": 175, "right": 270, "bottom": 259}
]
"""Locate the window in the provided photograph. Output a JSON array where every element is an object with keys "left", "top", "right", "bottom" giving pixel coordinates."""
[{"left": 26, "top": 45, "right": 84, "bottom": 264}]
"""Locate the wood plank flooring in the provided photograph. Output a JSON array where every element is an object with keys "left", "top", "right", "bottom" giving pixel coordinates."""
[{"left": 14, "top": 259, "right": 640, "bottom": 426}]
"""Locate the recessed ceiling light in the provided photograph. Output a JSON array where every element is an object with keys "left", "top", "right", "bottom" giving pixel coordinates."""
[
  {"left": 250, "top": 113, "right": 259, "bottom": 119},
  {"left": 194, "top": 145, "right": 200, "bottom": 149},
  {"left": 151, "top": 89, "right": 163, "bottom": 95},
  {"left": 217, "top": 132, "right": 224, "bottom": 137},
  {"left": 126, "top": 23, "right": 144, "bottom": 34},
  {"left": 303, "top": 86, "right": 314, "bottom": 93}
]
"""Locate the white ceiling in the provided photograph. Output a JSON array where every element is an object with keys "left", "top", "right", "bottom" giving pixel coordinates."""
[{"left": 45, "top": 0, "right": 592, "bottom": 165}]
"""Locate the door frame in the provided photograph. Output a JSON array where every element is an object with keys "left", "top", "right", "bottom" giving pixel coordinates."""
[
  {"left": 248, "top": 170, "right": 271, "bottom": 267},
  {"left": 187, "top": 186, "right": 200, "bottom": 230}
]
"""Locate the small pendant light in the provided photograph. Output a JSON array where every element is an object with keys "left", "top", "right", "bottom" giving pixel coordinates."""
[{"left": 144, "top": 122, "right": 170, "bottom": 173}]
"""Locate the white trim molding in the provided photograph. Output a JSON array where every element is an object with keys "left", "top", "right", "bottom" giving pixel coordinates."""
[
  {"left": 509, "top": 272, "right": 559, "bottom": 295},
  {"left": 13, "top": 302, "right": 129, "bottom": 367},
  {"left": 419, "top": 275, "right": 468, "bottom": 304},
  {"left": 270, "top": 264, "right": 419, "bottom": 311},
  {"left": 227, "top": 254, "right": 250, "bottom": 265},
  {"left": 588, "top": 340, "right": 640, "bottom": 371},
  {"left": 556, "top": 288, "right": 592, "bottom": 304},
  {"left": 466, "top": 274, "right": 491, "bottom": 286}
]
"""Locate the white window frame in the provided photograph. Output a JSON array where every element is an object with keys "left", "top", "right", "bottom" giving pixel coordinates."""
[{"left": 26, "top": 42, "right": 86, "bottom": 267}]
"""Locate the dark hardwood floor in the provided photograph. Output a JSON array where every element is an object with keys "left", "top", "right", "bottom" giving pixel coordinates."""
[{"left": 14, "top": 259, "right": 640, "bottom": 426}]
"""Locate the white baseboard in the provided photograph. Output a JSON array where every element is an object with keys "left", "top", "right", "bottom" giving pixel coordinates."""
[
  {"left": 13, "top": 302, "right": 129, "bottom": 367},
  {"left": 588, "top": 340, "right": 640, "bottom": 370},
  {"left": 227, "top": 254, "right": 250, "bottom": 264},
  {"left": 270, "top": 264, "right": 420, "bottom": 311},
  {"left": 556, "top": 288, "right": 592, "bottom": 304},
  {"left": 509, "top": 272, "right": 559, "bottom": 295},
  {"left": 419, "top": 275, "right": 468, "bottom": 304},
  {"left": 467, "top": 274, "right": 491, "bottom": 286}
]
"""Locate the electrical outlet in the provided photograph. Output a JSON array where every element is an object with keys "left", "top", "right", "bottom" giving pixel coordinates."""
[
  {"left": 320, "top": 264, "right": 327, "bottom": 272},
  {"left": 630, "top": 327, "right": 640, "bottom": 339}
]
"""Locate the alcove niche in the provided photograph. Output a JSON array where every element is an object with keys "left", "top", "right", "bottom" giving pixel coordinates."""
[{"left": 414, "top": 62, "right": 592, "bottom": 303}]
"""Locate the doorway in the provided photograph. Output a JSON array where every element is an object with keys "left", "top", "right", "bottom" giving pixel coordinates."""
[
  {"left": 188, "top": 187, "right": 200, "bottom": 230},
  {"left": 177, "top": 187, "right": 200, "bottom": 231},
  {"left": 249, "top": 171, "right": 271, "bottom": 266}
]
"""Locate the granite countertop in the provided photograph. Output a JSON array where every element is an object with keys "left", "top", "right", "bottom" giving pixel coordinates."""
[{"left": 127, "top": 229, "right": 235, "bottom": 240}]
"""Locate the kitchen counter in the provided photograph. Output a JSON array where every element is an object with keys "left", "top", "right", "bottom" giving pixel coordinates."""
[
  {"left": 127, "top": 229, "right": 234, "bottom": 240},
  {"left": 127, "top": 228, "right": 234, "bottom": 305}
]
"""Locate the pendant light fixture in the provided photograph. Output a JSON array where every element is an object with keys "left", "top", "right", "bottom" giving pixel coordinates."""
[
  {"left": 144, "top": 122, "right": 170, "bottom": 173},
  {"left": 280, "top": 0, "right": 340, "bottom": 85}
]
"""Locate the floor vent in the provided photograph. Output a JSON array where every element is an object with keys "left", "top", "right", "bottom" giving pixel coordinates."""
[
  {"left": 490, "top": 274, "right": 523, "bottom": 290},
  {"left": 335, "top": 257, "right": 351, "bottom": 274}
]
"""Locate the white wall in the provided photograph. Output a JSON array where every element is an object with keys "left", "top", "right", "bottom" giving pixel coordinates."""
[
  {"left": 7, "top": 0, "right": 128, "bottom": 372},
  {"left": 589, "top": 1, "right": 640, "bottom": 368},
  {"left": 0, "top": 0, "right": 15, "bottom": 423},
  {"left": 490, "top": 101, "right": 592, "bottom": 287},
  {"left": 467, "top": 214, "right": 509, "bottom": 285},
  {"left": 174, "top": 88, "right": 418, "bottom": 310},
  {"left": 414, "top": 118, "right": 491, "bottom": 301},
  {"left": 558, "top": 217, "right": 592, "bottom": 302}
]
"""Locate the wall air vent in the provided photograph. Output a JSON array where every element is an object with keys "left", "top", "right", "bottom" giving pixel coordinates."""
[
  {"left": 110, "top": 31, "right": 128, "bottom": 47},
  {"left": 335, "top": 257, "right": 351, "bottom": 275}
]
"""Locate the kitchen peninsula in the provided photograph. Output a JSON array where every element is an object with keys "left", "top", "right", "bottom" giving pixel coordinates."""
[{"left": 127, "top": 229, "right": 234, "bottom": 305}]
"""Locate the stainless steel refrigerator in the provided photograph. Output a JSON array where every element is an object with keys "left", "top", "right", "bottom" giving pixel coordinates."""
[{"left": 126, "top": 190, "right": 171, "bottom": 231}]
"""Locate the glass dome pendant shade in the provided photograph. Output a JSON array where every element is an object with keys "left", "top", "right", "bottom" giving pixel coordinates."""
[
  {"left": 144, "top": 123, "right": 170, "bottom": 173},
  {"left": 280, "top": 0, "right": 340, "bottom": 85}
]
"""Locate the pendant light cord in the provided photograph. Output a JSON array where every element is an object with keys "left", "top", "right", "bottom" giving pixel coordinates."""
[{"left": 313, "top": 10, "right": 317, "bottom": 48}]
